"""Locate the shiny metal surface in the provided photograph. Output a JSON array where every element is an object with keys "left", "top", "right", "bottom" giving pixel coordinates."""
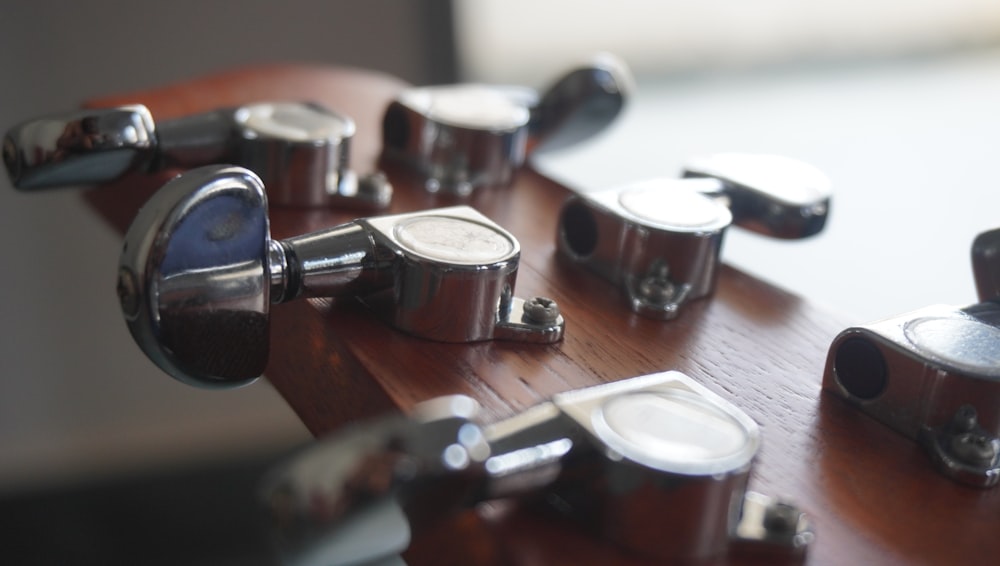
[
  {"left": 558, "top": 179, "right": 731, "bottom": 320},
  {"left": 4, "top": 105, "right": 156, "bottom": 188},
  {"left": 682, "top": 152, "right": 832, "bottom": 239},
  {"left": 119, "top": 165, "right": 562, "bottom": 387},
  {"left": 260, "top": 371, "right": 811, "bottom": 564},
  {"left": 262, "top": 395, "right": 486, "bottom": 566},
  {"left": 118, "top": 166, "right": 270, "bottom": 388},
  {"left": 4, "top": 102, "right": 390, "bottom": 209},
  {"left": 973, "top": 227, "right": 1000, "bottom": 301},
  {"left": 382, "top": 54, "right": 631, "bottom": 195},
  {"left": 557, "top": 154, "right": 831, "bottom": 319},
  {"left": 822, "top": 228, "right": 1000, "bottom": 487},
  {"left": 234, "top": 102, "right": 391, "bottom": 208}
]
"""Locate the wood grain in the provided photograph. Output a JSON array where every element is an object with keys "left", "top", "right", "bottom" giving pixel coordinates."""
[{"left": 83, "top": 64, "right": 999, "bottom": 565}]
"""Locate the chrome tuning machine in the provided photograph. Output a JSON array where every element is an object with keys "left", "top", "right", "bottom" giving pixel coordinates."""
[
  {"left": 823, "top": 227, "right": 1000, "bottom": 487},
  {"left": 4, "top": 101, "right": 390, "bottom": 209},
  {"left": 381, "top": 54, "right": 632, "bottom": 195},
  {"left": 117, "top": 165, "right": 563, "bottom": 388},
  {"left": 261, "top": 371, "right": 812, "bottom": 565},
  {"left": 557, "top": 153, "right": 832, "bottom": 319}
]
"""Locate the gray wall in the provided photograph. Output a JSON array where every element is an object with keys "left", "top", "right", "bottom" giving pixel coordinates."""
[{"left": 0, "top": 1, "right": 452, "bottom": 490}]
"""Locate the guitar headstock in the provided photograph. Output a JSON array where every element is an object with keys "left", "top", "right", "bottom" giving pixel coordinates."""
[{"left": 73, "top": 63, "right": 998, "bottom": 565}]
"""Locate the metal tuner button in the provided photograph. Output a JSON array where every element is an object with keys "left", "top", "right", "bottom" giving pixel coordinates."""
[
  {"left": 557, "top": 153, "right": 832, "bottom": 319},
  {"left": 260, "top": 371, "right": 813, "bottom": 565},
  {"left": 381, "top": 53, "right": 632, "bottom": 195},
  {"left": 823, "top": 227, "right": 1000, "bottom": 487},
  {"left": 4, "top": 101, "right": 390, "bottom": 210},
  {"left": 117, "top": 165, "right": 563, "bottom": 388}
]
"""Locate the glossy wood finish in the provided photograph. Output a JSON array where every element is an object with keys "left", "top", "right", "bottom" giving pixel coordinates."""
[{"left": 83, "top": 65, "right": 998, "bottom": 565}]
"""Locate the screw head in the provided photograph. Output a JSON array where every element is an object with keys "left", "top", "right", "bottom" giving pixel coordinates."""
[
  {"left": 522, "top": 296, "right": 560, "bottom": 324},
  {"left": 949, "top": 432, "right": 998, "bottom": 466},
  {"left": 638, "top": 276, "right": 676, "bottom": 304},
  {"left": 950, "top": 404, "right": 979, "bottom": 433},
  {"left": 762, "top": 502, "right": 801, "bottom": 534}
]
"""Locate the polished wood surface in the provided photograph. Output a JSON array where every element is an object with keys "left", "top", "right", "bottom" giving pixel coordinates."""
[{"left": 83, "top": 64, "right": 998, "bottom": 565}]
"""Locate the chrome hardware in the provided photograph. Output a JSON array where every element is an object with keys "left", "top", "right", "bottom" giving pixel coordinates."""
[
  {"left": 260, "top": 371, "right": 812, "bottom": 565},
  {"left": 557, "top": 154, "right": 830, "bottom": 319},
  {"left": 682, "top": 153, "right": 831, "bottom": 239},
  {"left": 4, "top": 101, "right": 391, "bottom": 209},
  {"left": 382, "top": 54, "right": 632, "bottom": 195},
  {"left": 823, "top": 227, "right": 1000, "bottom": 487},
  {"left": 118, "top": 165, "right": 563, "bottom": 388},
  {"left": 973, "top": 228, "right": 1000, "bottom": 302}
]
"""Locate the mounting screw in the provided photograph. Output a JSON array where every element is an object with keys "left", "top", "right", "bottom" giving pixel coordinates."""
[
  {"left": 762, "top": 501, "right": 801, "bottom": 534},
  {"left": 945, "top": 405, "right": 999, "bottom": 467},
  {"left": 637, "top": 261, "right": 681, "bottom": 304},
  {"left": 638, "top": 278, "right": 676, "bottom": 304},
  {"left": 522, "top": 296, "right": 560, "bottom": 324},
  {"left": 950, "top": 433, "right": 998, "bottom": 466},
  {"left": 950, "top": 404, "right": 978, "bottom": 433},
  {"left": 358, "top": 172, "right": 393, "bottom": 207}
]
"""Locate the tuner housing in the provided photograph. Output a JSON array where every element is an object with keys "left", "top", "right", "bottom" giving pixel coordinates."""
[
  {"left": 381, "top": 55, "right": 632, "bottom": 195},
  {"left": 822, "top": 227, "right": 1000, "bottom": 487},
  {"left": 556, "top": 154, "right": 831, "bottom": 320},
  {"left": 118, "top": 165, "right": 563, "bottom": 388},
  {"left": 262, "top": 371, "right": 813, "bottom": 565},
  {"left": 557, "top": 179, "right": 731, "bottom": 320}
]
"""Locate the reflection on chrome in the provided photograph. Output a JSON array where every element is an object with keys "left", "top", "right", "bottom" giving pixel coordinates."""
[
  {"left": 558, "top": 154, "right": 832, "bottom": 320},
  {"left": 119, "top": 165, "right": 564, "bottom": 388},
  {"left": 824, "top": 226, "right": 1000, "bottom": 487},
  {"left": 158, "top": 260, "right": 266, "bottom": 311},
  {"left": 262, "top": 372, "right": 812, "bottom": 565},
  {"left": 382, "top": 54, "right": 632, "bottom": 195},
  {"left": 4, "top": 101, "right": 390, "bottom": 209}
]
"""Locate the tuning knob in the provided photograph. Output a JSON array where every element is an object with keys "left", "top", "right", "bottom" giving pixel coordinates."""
[
  {"left": 557, "top": 153, "right": 831, "bottom": 319},
  {"left": 4, "top": 102, "right": 391, "bottom": 209},
  {"left": 117, "top": 165, "right": 564, "bottom": 388},
  {"left": 973, "top": 227, "right": 1000, "bottom": 302},
  {"left": 823, "top": 227, "right": 1000, "bottom": 487},
  {"left": 261, "top": 371, "right": 812, "bottom": 565},
  {"left": 382, "top": 54, "right": 632, "bottom": 195},
  {"left": 682, "top": 152, "right": 831, "bottom": 239}
]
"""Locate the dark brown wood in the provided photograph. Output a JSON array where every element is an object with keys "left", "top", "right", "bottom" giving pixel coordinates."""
[{"left": 83, "top": 64, "right": 999, "bottom": 565}]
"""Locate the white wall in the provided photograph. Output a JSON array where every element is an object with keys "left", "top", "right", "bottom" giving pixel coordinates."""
[{"left": 454, "top": 0, "right": 1000, "bottom": 85}]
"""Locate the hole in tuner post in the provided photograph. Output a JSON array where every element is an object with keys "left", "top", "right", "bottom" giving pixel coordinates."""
[
  {"left": 559, "top": 201, "right": 598, "bottom": 259},
  {"left": 382, "top": 104, "right": 410, "bottom": 150},
  {"left": 833, "top": 337, "right": 888, "bottom": 401}
]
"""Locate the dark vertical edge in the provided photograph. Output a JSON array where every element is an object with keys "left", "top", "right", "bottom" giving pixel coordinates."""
[{"left": 419, "top": 0, "right": 459, "bottom": 84}]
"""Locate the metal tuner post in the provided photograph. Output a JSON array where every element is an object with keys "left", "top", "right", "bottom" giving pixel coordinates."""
[
  {"left": 557, "top": 153, "right": 832, "bottom": 319},
  {"left": 261, "top": 371, "right": 813, "bottom": 566},
  {"left": 3, "top": 101, "right": 390, "bottom": 209},
  {"left": 381, "top": 54, "right": 632, "bottom": 195},
  {"left": 823, "top": 227, "right": 1000, "bottom": 487},
  {"left": 117, "top": 165, "right": 564, "bottom": 388}
]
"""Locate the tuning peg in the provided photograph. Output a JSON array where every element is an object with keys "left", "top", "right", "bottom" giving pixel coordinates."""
[
  {"left": 3, "top": 101, "right": 391, "bottom": 209},
  {"left": 117, "top": 165, "right": 563, "bottom": 388},
  {"left": 557, "top": 153, "right": 831, "bottom": 319},
  {"left": 823, "top": 227, "right": 1000, "bottom": 487},
  {"left": 682, "top": 152, "right": 831, "bottom": 239},
  {"left": 260, "top": 371, "right": 812, "bottom": 565},
  {"left": 973, "top": 227, "right": 1000, "bottom": 302},
  {"left": 381, "top": 54, "right": 631, "bottom": 195}
]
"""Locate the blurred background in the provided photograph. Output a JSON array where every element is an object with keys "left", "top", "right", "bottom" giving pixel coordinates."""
[{"left": 1, "top": 0, "right": 998, "bottom": 563}]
